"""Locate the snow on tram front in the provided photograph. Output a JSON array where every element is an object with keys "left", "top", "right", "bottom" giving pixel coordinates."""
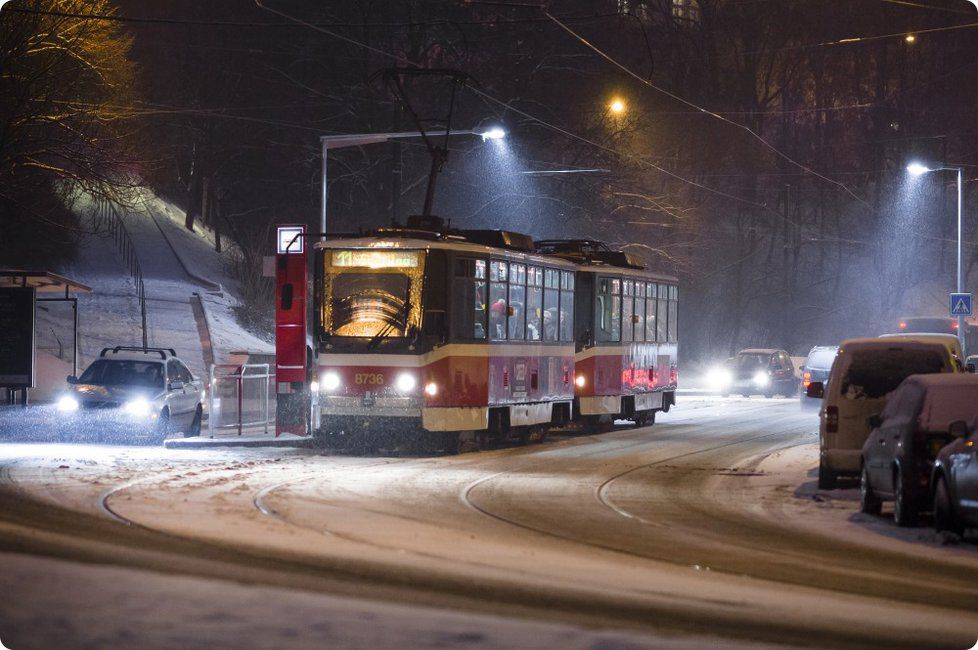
[{"left": 312, "top": 223, "right": 577, "bottom": 452}]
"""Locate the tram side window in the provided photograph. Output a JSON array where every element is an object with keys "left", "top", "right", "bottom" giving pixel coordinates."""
[
  {"left": 526, "top": 266, "right": 542, "bottom": 341},
  {"left": 657, "top": 283, "right": 669, "bottom": 343},
  {"left": 634, "top": 282, "right": 646, "bottom": 342},
  {"left": 668, "top": 285, "right": 679, "bottom": 342},
  {"left": 508, "top": 263, "right": 526, "bottom": 340},
  {"left": 488, "top": 260, "right": 508, "bottom": 340},
  {"left": 622, "top": 280, "right": 634, "bottom": 342},
  {"left": 645, "top": 283, "right": 657, "bottom": 342},
  {"left": 543, "top": 268, "right": 560, "bottom": 341},
  {"left": 596, "top": 276, "right": 622, "bottom": 343},
  {"left": 559, "top": 271, "right": 574, "bottom": 342},
  {"left": 452, "top": 258, "right": 487, "bottom": 340}
]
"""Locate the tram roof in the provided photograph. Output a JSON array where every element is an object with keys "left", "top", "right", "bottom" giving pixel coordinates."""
[{"left": 315, "top": 237, "right": 678, "bottom": 282}]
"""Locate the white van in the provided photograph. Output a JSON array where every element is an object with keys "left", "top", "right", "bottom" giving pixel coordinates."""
[
  {"left": 808, "top": 338, "right": 956, "bottom": 489},
  {"left": 878, "top": 332, "right": 964, "bottom": 370}
]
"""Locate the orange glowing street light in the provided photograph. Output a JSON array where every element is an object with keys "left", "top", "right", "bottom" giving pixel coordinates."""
[{"left": 609, "top": 98, "right": 626, "bottom": 114}]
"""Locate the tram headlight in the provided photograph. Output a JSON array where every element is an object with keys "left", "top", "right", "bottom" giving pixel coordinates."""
[
  {"left": 322, "top": 372, "right": 341, "bottom": 391},
  {"left": 752, "top": 371, "right": 771, "bottom": 388},
  {"left": 574, "top": 374, "right": 586, "bottom": 388},
  {"left": 309, "top": 381, "right": 319, "bottom": 394},
  {"left": 396, "top": 373, "right": 417, "bottom": 393},
  {"left": 424, "top": 381, "right": 438, "bottom": 397},
  {"left": 56, "top": 395, "right": 79, "bottom": 413}
]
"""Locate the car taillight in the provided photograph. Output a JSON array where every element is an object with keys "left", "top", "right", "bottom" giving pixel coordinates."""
[
  {"left": 803, "top": 371, "right": 811, "bottom": 388},
  {"left": 826, "top": 405, "right": 839, "bottom": 433},
  {"left": 899, "top": 321, "right": 907, "bottom": 329},
  {"left": 670, "top": 367, "right": 678, "bottom": 385}
]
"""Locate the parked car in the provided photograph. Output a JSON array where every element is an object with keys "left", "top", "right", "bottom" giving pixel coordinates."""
[
  {"left": 860, "top": 374, "right": 978, "bottom": 526},
  {"left": 799, "top": 345, "right": 838, "bottom": 409},
  {"left": 806, "top": 338, "right": 956, "bottom": 489},
  {"left": 55, "top": 346, "right": 203, "bottom": 444},
  {"left": 932, "top": 416, "right": 978, "bottom": 536},
  {"left": 724, "top": 349, "right": 796, "bottom": 398},
  {"left": 965, "top": 354, "right": 978, "bottom": 373}
]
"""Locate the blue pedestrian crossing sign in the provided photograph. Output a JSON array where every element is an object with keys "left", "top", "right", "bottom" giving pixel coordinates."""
[{"left": 950, "top": 293, "right": 973, "bottom": 317}]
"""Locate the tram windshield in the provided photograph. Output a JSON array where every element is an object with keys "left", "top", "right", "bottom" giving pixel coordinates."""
[{"left": 322, "top": 248, "right": 425, "bottom": 338}]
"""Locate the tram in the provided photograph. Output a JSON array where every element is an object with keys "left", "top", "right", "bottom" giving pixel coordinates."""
[
  {"left": 537, "top": 240, "right": 678, "bottom": 428},
  {"left": 306, "top": 218, "right": 678, "bottom": 450}
]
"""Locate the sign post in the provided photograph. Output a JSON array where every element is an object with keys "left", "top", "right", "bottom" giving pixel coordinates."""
[{"left": 275, "top": 224, "right": 309, "bottom": 436}]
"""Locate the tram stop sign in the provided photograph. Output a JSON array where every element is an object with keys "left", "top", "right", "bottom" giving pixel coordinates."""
[{"left": 950, "top": 293, "right": 973, "bottom": 317}]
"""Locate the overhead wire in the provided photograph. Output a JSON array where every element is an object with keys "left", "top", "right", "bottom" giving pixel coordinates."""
[
  {"left": 544, "top": 11, "right": 871, "bottom": 207},
  {"left": 252, "top": 0, "right": 783, "bottom": 217}
]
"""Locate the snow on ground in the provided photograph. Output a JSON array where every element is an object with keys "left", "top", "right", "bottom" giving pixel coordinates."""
[
  {"left": 35, "top": 189, "right": 270, "bottom": 391},
  {"left": 0, "top": 550, "right": 754, "bottom": 650},
  {"left": 751, "top": 442, "right": 978, "bottom": 565}
]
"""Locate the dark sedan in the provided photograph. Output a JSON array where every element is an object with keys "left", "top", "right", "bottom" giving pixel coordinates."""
[{"left": 860, "top": 374, "right": 978, "bottom": 526}]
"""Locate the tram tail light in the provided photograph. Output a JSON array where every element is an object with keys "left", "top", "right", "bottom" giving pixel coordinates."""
[
  {"left": 503, "top": 369, "right": 509, "bottom": 388},
  {"left": 826, "top": 406, "right": 839, "bottom": 433},
  {"left": 670, "top": 366, "right": 678, "bottom": 386},
  {"left": 563, "top": 370, "right": 569, "bottom": 385}
]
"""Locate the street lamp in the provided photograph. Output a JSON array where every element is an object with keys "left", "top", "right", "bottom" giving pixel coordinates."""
[
  {"left": 609, "top": 98, "right": 626, "bottom": 114},
  {"left": 907, "top": 161, "right": 966, "bottom": 351},
  {"left": 319, "top": 127, "right": 506, "bottom": 238}
]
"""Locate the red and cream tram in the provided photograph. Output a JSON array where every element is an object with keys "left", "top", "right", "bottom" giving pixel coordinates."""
[
  {"left": 313, "top": 222, "right": 577, "bottom": 450},
  {"left": 308, "top": 220, "right": 677, "bottom": 450},
  {"left": 536, "top": 241, "right": 678, "bottom": 428}
]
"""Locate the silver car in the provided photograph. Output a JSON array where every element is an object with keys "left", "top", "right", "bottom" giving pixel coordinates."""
[{"left": 56, "top": 347, "right": 203, "bottom": 444}]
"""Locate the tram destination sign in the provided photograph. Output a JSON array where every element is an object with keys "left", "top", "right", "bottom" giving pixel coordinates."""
[
  {"left": 0, "top": 287, "right": 36, "bottom": 387},
  {"left": 331, "top": 249, "right": 420, "bottom": 268}
]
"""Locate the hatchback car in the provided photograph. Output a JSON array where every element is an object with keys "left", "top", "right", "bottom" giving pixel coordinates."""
[
  {"left": 859, "top": 374, "right": 978, "bottom": 526},
  {"left": 932, "top": 415, "right": 978, "bottom": 536},
  {"left": 56, "top": 346, "right": 203, "bottom": 444},
  {"left": 724, "top": 349, "right": 796, "bottom": 398},
  {"left": 806, "top": 338, "right": 955, "bottom": 489}
]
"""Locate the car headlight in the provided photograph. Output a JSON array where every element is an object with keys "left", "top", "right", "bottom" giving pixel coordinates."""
[
  {"left": 56, "top": 395, "right": 79, "bottom": 412},
  {"left": 396, "top": 373, "right": 417, "bottom": 393},
  {"left": 322, "top": 372, "right": 341, "bottom": 391},
  {"left": 705, "top": 366, "right": 732, "bottom": 389},
  {"left": 123, "top": 397, "right": 152, "bottom": 418},
  {"left": 752, "top": 371, "right": 771, "bottom": 387}
]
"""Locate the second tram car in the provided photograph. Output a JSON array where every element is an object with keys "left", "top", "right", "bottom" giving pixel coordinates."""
[
  {"left": 537, "top": 241, "right": 678, "bottom": 428},
  {"left": 310, "top": 220, "right": 678, "bottom": 450}
]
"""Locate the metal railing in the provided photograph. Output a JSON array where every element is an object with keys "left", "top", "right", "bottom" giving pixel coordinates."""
[
  {"left": 92, "top": 198, "right": 148, "bottom": 347},
  {"left": 207, "top": 363, "right": 273, "bottom": 437}
]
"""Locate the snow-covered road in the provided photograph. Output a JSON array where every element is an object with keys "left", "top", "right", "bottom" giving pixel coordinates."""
[{"left": 1, "top": 398, "right": 977, "bottom": 648}]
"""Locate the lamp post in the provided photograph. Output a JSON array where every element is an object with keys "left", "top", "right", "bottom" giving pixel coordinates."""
[
  {"left": 319, "top": 128, "right": 505, "bottom": 239},
  {"left": 907, "top": 162, "right": 966, "bottom": 352}
]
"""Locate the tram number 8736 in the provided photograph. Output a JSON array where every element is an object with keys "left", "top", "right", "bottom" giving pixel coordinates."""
[{"left": 355, "top": 373, "right": 385, "bottom": 386}]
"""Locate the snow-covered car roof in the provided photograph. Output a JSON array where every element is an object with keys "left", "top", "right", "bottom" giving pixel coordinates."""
[
  {"left": 737, "top": 348, "right": 783, "bottom": 355},
  {"left": 887, "top": 373, "right": 978, "bottom": 432},
  {"left": 94, "top": 353, "right": 166, "bottom": 364},
  {"left": 839, "top": 337, "right": 949, "bottom": 351}
]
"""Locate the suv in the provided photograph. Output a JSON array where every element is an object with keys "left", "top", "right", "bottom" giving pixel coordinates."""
[
  {"left": 56, "top": 346, "right": 203, "bottom": 444},
  {"left": 726, "top": 349, "right": 796, "bottom": 398},
  {"left": 806, "top": 338, "right": 956, "bottom": 489}
]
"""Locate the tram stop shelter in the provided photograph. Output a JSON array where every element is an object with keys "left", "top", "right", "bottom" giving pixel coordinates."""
[{"left": 0, "top": 270, "right": 91, "bottom": 406}]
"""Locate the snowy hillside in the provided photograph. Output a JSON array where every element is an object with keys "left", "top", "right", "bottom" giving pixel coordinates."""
[{"left": 36, "top": 188, "right": 272, "bottom": 388}]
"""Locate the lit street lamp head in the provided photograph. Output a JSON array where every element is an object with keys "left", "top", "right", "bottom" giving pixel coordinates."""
[
  {"left": 609, "top": 98, "right": 626, "bottom": 114},
  {"left": 479, "top": 127, "right": 506, "bottom": 141},
  {"left": 906, "top": 162, "right": 931, "bottom": 176}
]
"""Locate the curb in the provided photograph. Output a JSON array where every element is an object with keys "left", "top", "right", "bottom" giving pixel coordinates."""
[
  {"left": 146, "top": 207, "right": 223, "bottom": 293},
  {"left": 164, "top": 437, "right": 313, "bottom": 449}
]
